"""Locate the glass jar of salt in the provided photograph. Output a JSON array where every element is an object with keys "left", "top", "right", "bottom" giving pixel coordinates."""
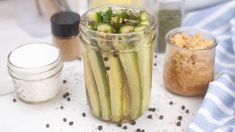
[
  {"left": 155, "top": 0, "right": 185, "bottom": 53},
  {"left": 7, "top": 43, "right": 63, "bottom": 103}
]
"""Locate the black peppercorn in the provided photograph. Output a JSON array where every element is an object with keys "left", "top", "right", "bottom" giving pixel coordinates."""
[
  {"left": 152, "top": 108, "right": 156, "bottom": 112},
  {"left": 147, "top": 115, "right": 152, "bottom": 119},
  {"left": 159, "top": 115, "right": 164, "bottom": 120},
  {"left": 178, "top": 116, "right": 182, "bottom": 120},
  {"left": 63, "top": 80, "right": 67, "bottom": 84},
  {"left": 105, "top": 66, "right": 110, "bottom": 71},
  {"left": 63, "top": 118, "right": 67, "bottom": 122},
  {"left": 98, "top": 125, "right": 103, "bottom": 130},
  {"left": 136, "top": 128, "right": 141, "bottom": 132},
  {"left": 131, "top": 120, "right": 136, "bottom": 125},
  {"left": 169, "top": 101, "right": 173, "bottom": 105},
  {"left": 46, "top": 123, "right": 50, "bottom": 128},
  {"left": 60, "top": 106, "right": 64, "bottom": 109},
  {"left": 181, "top": 105, "right": 185, "bottom": 110},
  {"left": 67, "top": 97, "right": 71, "bottom": 102},
  {"left": 69, "top": 121, "right": 74, "bottom": 126},
  {"left": 176, "top": 122, "right": 181, "bottom": 126},
  {"left": 13, "top": 98, "right": 16, "bottom": 103},
  {"left": 141, "top": 129, "right": 145, "bottom": 132},
  {"left": 104, "top": 57, "right": 108, "bottom": 61},
  {"left": 186, "top": 109, "right": 189, "bottom": 114},
  {"left": 82, "top": 112, "right": 86, "bottom": 117},
  {"left": 123, "top": 126, "right": 127, "bottom": 129}
]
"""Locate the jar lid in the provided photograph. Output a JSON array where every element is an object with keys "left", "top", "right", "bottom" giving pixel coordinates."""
[{"left": 51, "top": 11, "right": 80, "bottom": 37}]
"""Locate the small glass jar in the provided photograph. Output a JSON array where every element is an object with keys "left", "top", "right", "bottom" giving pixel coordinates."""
[
  {"left": 155, "top": 0, "right": 185, "bottom": 53},
  {"left": 80, "top": 5, "right": 156, "bottom": 123},
  {"left": 51, "top": 11, "right": 81, "bottom": 61},
  {"left": 7, "top": 43, "right": 63, "bottom": 103},
  {"left": 163, "top": 27, "right": 217, "bottom": 96}
]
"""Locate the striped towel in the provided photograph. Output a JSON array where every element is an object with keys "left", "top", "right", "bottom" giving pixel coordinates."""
[{"left": 183, "top": 1, "right": 235, "bottom": 132}]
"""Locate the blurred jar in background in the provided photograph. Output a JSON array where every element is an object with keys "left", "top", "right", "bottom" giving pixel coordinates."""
[{"left": 155, "top": 0, "right": 185, "bottom": 53}]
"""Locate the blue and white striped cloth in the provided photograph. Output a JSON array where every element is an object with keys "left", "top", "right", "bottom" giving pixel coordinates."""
[{"left": 183, "top": 1, "right": 235, "bottom": 132}]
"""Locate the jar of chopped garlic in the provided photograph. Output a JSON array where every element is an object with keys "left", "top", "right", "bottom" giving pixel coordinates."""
[{"left": 163, "top": 27, "right": 217, "bottom": 96}]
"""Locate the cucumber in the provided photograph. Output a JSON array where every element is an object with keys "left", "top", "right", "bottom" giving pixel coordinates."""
[
  {"left": 117, "top": 51, "right": 142, "bottom": 119},
  {"left": 140, "top": 20, "right": 150, "bottom": 26},
  {"left": 134, "top": 25, "right": 154, "bottom": 113},
  {"left": 102, "top": 51, "right": 123, "bottom": 122},
  {"left": 83, "top": 48, "right": 101, "bottom": 117},
  {"left": 112, "top": 26, "right": 142, "bottom": 119},
  {"left": 96, "top": 26, "right": 124, "bottom": 121},
  {"left": 140, "top": 11, "right": 149, "bottom": 21},
  {"left": 88, "top": 40, "right": 111, "bottom": 120},
  {"left": 119, "top": 25, "right": 134, "bottom": 33},
  {"left": 88, "top": 12, "right": 102, "bottom": 23},
  {"left": 97, "top": 23, "right": 115, "bottom": 33}
]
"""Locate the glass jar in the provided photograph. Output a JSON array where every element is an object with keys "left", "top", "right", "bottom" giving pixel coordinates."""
[
  {"left": 80, "top": 5, "right": 156, "bottom": 123},
  {"left": 155, "top": 0, "right": 185, "bottom": 53},
  {"left": 51, "top": 11, "right": 81, "bottom": 61},
  {"left": 163, "top": 27, "right": 217, "bottom": 96},
  {"left": 7, "top": 43, "right": 63, "bottom": 103}
]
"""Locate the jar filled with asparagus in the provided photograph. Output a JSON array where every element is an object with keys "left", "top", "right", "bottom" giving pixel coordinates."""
[{"left": 80, "top": 5, "right": 156, "bottom": 123}]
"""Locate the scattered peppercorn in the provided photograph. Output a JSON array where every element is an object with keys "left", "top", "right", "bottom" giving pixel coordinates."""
[
  {"left": 82, "top": 112, "right": 86, "bottom": 117},
  {"left": 148, "top": 108, "right": 152, "bottom": 111},
  {"left": 186, "top": 109, "right": 189, "bottom": 114},
  {"left": 169, "top": 101, "right": 173, "bottom": 105},
  {"left": 46, "top": 123, "right": 50, "bottom": 128},
  {"left": 131, "top": 120, "right": 136, "bottom": 125},
  {"left": 63, "top": 118, "right": 67, "bottom": 122},
  {"left": 13, "top": 98, "right": 16, "bottom": 103},
  {"left": 69, "top": 121, "right": 74, "bottom": 126},
  {"left": 63, "top": 80, "right": 67, "bottom": 84},
  {"left": 181, "top": 105, "right": 185, "bottom": 110},
  {"left": 147, "top": 115, "right": 152, "bottom": 119},
  {"left": 63, "top": 94, "right": 67, "bottom": 98},
  {"left": 67, "top": 97, "right": 71, "bottom": 102},
  {"left": 117, "top": 123, "right": 122, "bottom": 127},
  {"left": 136, "top": 128, "right": 141, "bottom": 132},
  {"left": 154, "top": 63, "right": 157, "bottom": 66},
  {"left": 123, "top": 126, "right": 127, "bottom": 129},
  {"left": 113, "top": 53, "right": 118, "bottom": 57},
  {"left": 60, "top": 106, "right": 64, "bottom": 109},
  {"left": 154, "top": 55, "right": 157, "bottom": 58},
  {"left": 141, "top": 129, "right": 145, "bottom": 132},
  {"left": 78, "top": 57, "right": 82, "bottom": 61},
  {"left": 98, "top": 125, "right": 103, "bottom": 130},
  {"left": 159, "top": 115, "right": 164, "bottom": 120},
  {"left": 104, "top": 57, "right": 108, "bottom": 61},
  {"left": 176, "top": 121, "right": 181, "bottom": 126},
  {"left": 152, "top": 108, "right": 156, "bottom": 112},
  {"left": 178, "top": 116, "right": 182, "bottom": 121},
  {"left": 65, "top": 92, "right": 70, "bottom": 97},
  {"left": 105, "top": 66, "right": 110, "bottom": 71}
]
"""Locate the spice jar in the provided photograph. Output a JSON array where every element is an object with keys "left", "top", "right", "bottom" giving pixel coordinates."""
[
  {"left": 7, "top": 43, "right": 63, "bottom": 103},
  {"left": 51, "top": 11, "right": 81, "bottom": 61},
  {"left": 80, "top": 5, "right": 156, "bottom": 123},
  {"left": 155, "top": 0, "right": 184, "bottom": 53},
  {"left": 163, "top": 27, "right": 217, "bottom": 96}
]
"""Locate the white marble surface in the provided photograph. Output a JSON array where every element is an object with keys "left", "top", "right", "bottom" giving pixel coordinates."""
[{"left": 0, "top": 1, "right": 203, "bottom": 132}]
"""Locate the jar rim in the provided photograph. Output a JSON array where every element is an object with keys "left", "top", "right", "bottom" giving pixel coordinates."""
[
  {"left": 80, "top": 5, "right": 156, "bottom": 38},
  {"left": 165, "top": 27, "right": 218, "bottom": 51},
  {"left": 8, "top": 42, "right": 62, "bottom": 71}
]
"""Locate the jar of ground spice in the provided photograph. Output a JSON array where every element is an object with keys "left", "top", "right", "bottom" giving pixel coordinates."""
[
  {"left": 163, "top": 27, "right": 217, "bottom": 96},
  {"left": 51, "top": 11, "right": 81, "bottom": 61},
  {"left": 155, "top": 0, "right": 184, "bottom": 53}
]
